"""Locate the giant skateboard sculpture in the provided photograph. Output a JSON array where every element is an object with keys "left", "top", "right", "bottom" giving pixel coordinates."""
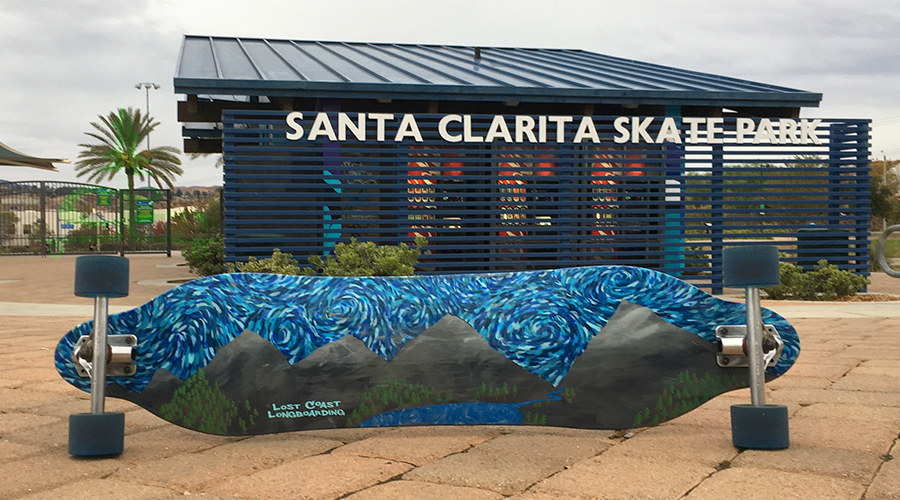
[{"left": 57, "top": 260, "right": 798, "bottom": 450}]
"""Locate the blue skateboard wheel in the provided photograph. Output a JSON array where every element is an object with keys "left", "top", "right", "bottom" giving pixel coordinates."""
[
  {"left": 723, "top": 245, "right": 780, "bottom": 288},
  {"left": 731, "top": 404, "right": 789, "bottom": 449},
  {"left": 74, "top": 255, "right": 129, "bottom": 298},
  {"left": 68, "top": 412, "right": 125, "bottom": 456}
]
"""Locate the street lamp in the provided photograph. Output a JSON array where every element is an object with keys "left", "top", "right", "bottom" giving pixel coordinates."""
[
  {"left": 135, "top": 82, "right": 160, "bottom": 187},
  {"left": 135, "top": 82, "right": 160, "bottom": 150}
]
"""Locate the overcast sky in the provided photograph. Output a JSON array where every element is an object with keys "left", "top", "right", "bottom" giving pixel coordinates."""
[{"left": 1, "top": 0, "right": 898, "bottom": 187}]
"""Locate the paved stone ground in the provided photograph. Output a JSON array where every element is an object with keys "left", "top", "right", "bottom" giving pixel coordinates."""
[{"left": 0, "top": 254, "right": 899, "bottom": 499}]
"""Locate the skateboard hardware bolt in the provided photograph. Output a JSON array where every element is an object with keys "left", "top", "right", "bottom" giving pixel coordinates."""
[
  {"left": 715, "top": 324, "right": 783, "bottom": 368},
  {"left": 71, "top": 334, "right": 137, "bottom": 378}
]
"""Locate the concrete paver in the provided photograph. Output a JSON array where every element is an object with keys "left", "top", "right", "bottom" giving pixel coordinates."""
[
  {"left": 342, "top": 480, "right": 505, "bottom": 500},
  {"left": 865, "top": 442, "right": 900, "bottom": 500},
  {"left": 405, "top": 434, "right": 610, "bottom": 495},
  {"left": 787, "top": 416, "right": 898, "bottom": 455},
  {"left": 597, "top": 424, "right": 739, "bottom": 468},
  {"left": 731, "top": 446, "right": 883, "bottom": 481},
  {"left": 204, "top": 454, "right": 413, "bottom": 500},
  {"left": 0, "top": 452, "right": 123, "bottom": 499},
  {"left": 683, "top": 467, "right": 866, "bottom": 500},
  {"left": 832, "top": 373, "right": 900, "bottom": 392},
  {"left": 0, "top": 439, "right": 45, "bottom": 463},
  {"left": 331, "top": 425, "right": 501, "bottom": 466},
  {"left": 1, "top": 253, "right": 900, "bottom": 499},
  {"left": 17, "top": 479, "right": 230, "bottom": 500},
  {"left": 530, "top": 454, "right": 715, "bottom": 500},
  {"left": 115, "top": 436, "right": 343, "bottom": 492},
  {"left": 769, "top": 387, "right": 900, "bottom": 407},
  {"left": 114, "top": 425, "right": 237, "bottom": 465},
  {"left": 793, "top": 402, "right": 900, "bottom": 424}
]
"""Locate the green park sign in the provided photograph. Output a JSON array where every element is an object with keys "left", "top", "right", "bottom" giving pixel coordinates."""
[
  {"left": 135, "top": 200, "right": 153, "bottom": 225},
  {"left": 96, "top": 189, "right": 112, "bottom": 207}
]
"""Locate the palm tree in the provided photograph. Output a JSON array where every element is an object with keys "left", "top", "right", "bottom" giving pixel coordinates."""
[{"left": 75, "top": 107, "right": 183, "bottom": 244}]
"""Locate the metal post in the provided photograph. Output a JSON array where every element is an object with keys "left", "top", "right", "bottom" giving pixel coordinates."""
[
  {"left": 39, "top": 183, "right": 47, "bottom": 256},
  {"left": 883, "top": 152, "right": 889, "bottom": 232},
  {"left": 136, "top": 82, "right": 159, "bottom": 189},
  {"left": 166, "top": 189, "right": 172, "bottom": 257},
  {"left": 119, "top": 190, "right": 125, "bottom": 256},
  {"left": 90, "top": 296, "right": 109, "bottom": 414},
  {"left": 745, "top": 287, "right": 766, "bottom": 406}
]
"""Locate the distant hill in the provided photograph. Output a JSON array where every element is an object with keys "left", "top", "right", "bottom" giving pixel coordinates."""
[{"left": 171, "top": 186, "right": 221, "bottom": 207}]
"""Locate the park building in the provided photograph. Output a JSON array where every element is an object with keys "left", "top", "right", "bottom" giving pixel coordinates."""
[{"left": 173, "top": 37, "right": 870, "bottom": 292}]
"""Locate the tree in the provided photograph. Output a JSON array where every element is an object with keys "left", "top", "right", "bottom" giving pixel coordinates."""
[
  {"left": 869, "top": 160, "right": 900, "bottom": 230},
  {"left": 189, "top": 152, "right": 224, "bottom": 168},
  {"left": 0, "top": 208, "right": 17, "bottom": 245},
  {"left": 75, "top": 107, "right": 183, "bottom": 244}
]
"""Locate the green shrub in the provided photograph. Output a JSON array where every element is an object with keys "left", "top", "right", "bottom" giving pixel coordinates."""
[
  {"left": 763, "top": 260, "right": 869, "bottom": 300},
  {"left": 223, "top": 238, "right": 428, "bottom": 277},
  {"left": 182, "top": 234, "right": 225, "bottom": 276},
  {"left": 305, "top": 237, "right": 427, "bottom": 276},
  {"left": 869, "top": 241, "right": 882, "bottom": 273},
  {"left": 225, "top": 248, "right": 304, "bottom": 275}
]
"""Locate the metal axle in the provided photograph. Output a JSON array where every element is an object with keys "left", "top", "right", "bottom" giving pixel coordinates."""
[
  {"left": 90, "top": 296, "right": 109, "bottom": 415},
  {"left": 745, "top": 287, "right": 766, "bottom": 406}
]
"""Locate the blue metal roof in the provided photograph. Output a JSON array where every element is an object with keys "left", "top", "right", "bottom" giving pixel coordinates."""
[{"left": 174, "top": 36, "right": 822, "bottom": 108}]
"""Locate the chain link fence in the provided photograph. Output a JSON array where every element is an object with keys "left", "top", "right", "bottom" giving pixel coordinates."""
[{"left": 0, "top": 181, "right": 173, "bottom": 256}]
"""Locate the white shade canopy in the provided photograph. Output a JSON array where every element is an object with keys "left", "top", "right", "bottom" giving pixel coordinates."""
[{"left": 0, "top": 140, "right": 68, "bottom": 171}]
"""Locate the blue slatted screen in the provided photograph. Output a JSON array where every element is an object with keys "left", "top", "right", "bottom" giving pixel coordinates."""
[{"left": 221, "top": 110, "right": 870, "bottom": 292}]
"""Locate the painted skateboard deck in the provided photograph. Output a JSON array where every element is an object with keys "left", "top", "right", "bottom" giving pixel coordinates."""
[{"left": 55, "top": 266, "right": 799, "bottom": 436}]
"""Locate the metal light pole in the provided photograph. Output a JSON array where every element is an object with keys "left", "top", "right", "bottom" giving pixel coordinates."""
[
  {"left": 881, "top": 150, "right": 888, "bottom": 231},
  {"left": 135, "top": 82, "right": 160, "bottom": 188}
]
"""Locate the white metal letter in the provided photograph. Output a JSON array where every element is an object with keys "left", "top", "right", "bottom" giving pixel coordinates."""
[
  {"left": 707, "top": 117, "right": 724, "bottom": 145},
  {"left": 338, "top": 113, "right": 366, "bottom": 141},
  {"left": 485, "top": 115, "right": 513, "bottom": 143},
  {"left": 463, "top": 115, "right": 484, "bottom": 143},
  {"left": 683, "top": 117, "right": 705, "bottom": 144},
  {"left": 573, "top": 116, "right": 600, "bottom": 143},
  {"left": 632, "top": 117, "right": 654, "bottom": 143},
  {"left": 439, "top": 114, "right": 463, "bottom": 143},
  {"left": 736, "top": 118, "right": 756, "bottom": 144},
  {"left": 800, "top": 119, "right": 823, "bottom": 145},
  {"left": 308, "top": 112, "right": 337, "bottom": 141},
  {"left": 778, "top": 119, "right": 799, "bottom": 145},
  {"left": 515, "top": 115, "right": 537, "bottom": 143},
  {"left": 613, "top": 116, "right": 630, "bottom": 144},
  {"left": 368, "top": 113, "right": 394, "bottom": 142},
  {"left": 548, "top": 116, "right": 573, "bottom": 143},
  {"left": 286, "top": 112, "right": 304, "bottom": 140},
  {"left": 655, "top": 117, "right": 682, "bottom": 144},
  {"left": 753, "top": 119, "right": 777, "bottom": 144},
  {"left": 395, "top": 114, "right": 423, "bottom": 142}
]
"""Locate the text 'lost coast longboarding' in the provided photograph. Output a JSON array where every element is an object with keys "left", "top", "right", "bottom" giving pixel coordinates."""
[{"left": 56, "top": 265, "right": 799, "bottom": 436}]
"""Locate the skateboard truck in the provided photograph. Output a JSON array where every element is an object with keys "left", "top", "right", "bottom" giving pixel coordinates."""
[
  {"left": 68, "top": 255, "right": 130, "bottom": 457},
  {"left": 722, "top": 245, "right": 790, "bottom": 450},
  {"left": 71, "top": 334, "right": 137, "bottom": 378},
  {"left": 715, "top": 324, "right": 784, "bottom": 368}
]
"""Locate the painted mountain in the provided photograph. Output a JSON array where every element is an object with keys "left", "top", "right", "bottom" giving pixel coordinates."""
[
  {"left": 108, "top": 315, "right": 558, "bottom": 435},
  {"left": 105, "top": 301, "right": 756, "bottom": 436},
  {"left": 540, "top": 300, "right": 751, "bottom": 429}
]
